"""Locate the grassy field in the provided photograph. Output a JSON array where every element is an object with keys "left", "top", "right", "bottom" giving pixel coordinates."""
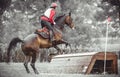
[{"left": 0, "top": 60, "right": 119, "bottom": 77}]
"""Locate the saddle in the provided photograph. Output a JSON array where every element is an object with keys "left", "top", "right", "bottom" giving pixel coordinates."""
[
  {"left": 35, "top": 27, "right": 62, "bottom": 41},
  {"left": 35, "top": 27, "right": 49, "bottom": 39}
]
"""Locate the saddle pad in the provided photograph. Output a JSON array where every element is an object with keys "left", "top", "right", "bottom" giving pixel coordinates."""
[{"left": 35, "top": 32, "right": 49, "bottom": 39}]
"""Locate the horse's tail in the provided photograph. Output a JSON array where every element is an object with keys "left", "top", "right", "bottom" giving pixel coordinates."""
[{"left": 6, "top": 37, "right": 24, "bottom": 63}]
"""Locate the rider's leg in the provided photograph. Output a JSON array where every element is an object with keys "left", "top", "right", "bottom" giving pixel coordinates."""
[
  {"left": 41, "top": 20, "right": 54, "bottom": 32},
  {"left": 49, "top": 30, "right": 54, "bottom": 41},
  {"left": 41, "top": 20, "right": 55, "bottom": 41}
]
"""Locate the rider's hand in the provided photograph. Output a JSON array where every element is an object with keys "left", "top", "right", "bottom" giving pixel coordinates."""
[{"left": 53, "top": 22, "right": 56, "bottom": 25}]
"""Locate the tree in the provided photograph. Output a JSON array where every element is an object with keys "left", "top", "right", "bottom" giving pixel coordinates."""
[
  {"left": 0, "top": 0, "right": 11, "bottom": 15},
  {"left": 0, "top": 0, "right": 11, "bottom": 60}
]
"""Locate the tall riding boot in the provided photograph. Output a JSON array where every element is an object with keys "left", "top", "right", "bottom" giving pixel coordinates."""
[{"left": 49, "top": 31, "right": 53, "bottom": 42}]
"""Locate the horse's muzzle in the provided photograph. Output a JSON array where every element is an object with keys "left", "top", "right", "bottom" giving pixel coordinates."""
[{"left": 72, "top": 27, "right": 75, "bottom": 30}]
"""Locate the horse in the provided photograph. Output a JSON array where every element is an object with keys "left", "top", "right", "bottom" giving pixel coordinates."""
[{"left": 6, "top": 12, "right": 75, "bottom": 74}]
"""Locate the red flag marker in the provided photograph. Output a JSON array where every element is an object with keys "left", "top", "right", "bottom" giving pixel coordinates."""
[{"left": 107, "top": 17, "right": 111, "bottom": 22}]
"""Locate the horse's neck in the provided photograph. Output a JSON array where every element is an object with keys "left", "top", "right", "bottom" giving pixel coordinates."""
[{"left": 55, "top": 16, "right": 66, "bottom": 31}]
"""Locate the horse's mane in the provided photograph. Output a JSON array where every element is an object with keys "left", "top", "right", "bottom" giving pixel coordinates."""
[{"left": 55, "top": 14, "right": 65, "bottom": 22}]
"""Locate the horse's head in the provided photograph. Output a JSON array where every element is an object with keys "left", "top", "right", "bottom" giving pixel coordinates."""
[
  {"left": 55, "top": 12, "right": 75, "bottom": 30},
  {"left": 64, "top": 12, "right": 75, "bottom": 30}
]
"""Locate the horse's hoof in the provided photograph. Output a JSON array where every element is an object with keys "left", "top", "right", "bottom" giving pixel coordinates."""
[
  {"left": 27, "top": 71, "right": 30, "bottom": 73},
  {"left": 65, "top": 43, "right": 70, "bottom": 47},
  {"left": 35, "top": 71, "right": 39, "bottom": 74}
]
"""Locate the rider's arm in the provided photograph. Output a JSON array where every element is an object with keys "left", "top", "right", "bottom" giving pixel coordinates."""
[{"left": 49, "top": 9, "right": 56, "bottom": 25}]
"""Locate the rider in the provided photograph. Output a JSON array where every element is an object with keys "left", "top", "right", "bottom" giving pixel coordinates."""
[{"left": 40, "top": 3, "right": 57, "bottom": 42}]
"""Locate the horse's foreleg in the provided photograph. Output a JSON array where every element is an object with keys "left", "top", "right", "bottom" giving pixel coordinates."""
[
  {"left": 54, "top": 46, "right": 63, "bottom": 54},
  {"left": 31, "top": 52, "right": 39, "bottom": 74},
  {"left": 59, "top": 40, "right": 72, "bottom": 53},
  {"left": 24, "top": 56, "right": 31, "bottom": 73},
  {"left": 58, "top": 39, "right": 70, "bottom": 47},
  {"left": 53, "top": 39, "right": 70, "bottom": 47}
]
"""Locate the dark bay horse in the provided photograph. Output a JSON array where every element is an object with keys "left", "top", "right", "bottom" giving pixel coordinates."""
[{"left": 6, "top": 12, "right": 75, "bottom": 74}]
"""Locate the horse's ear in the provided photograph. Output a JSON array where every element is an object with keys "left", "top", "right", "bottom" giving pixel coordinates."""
[{"left": 69, "top": 12, "right": 71, "bottom": 16}]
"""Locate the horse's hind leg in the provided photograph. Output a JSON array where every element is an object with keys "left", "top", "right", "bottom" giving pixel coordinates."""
[
  {"left": 31, "top": 52, "right": 39, "bottom": 74},
  {"left": 24, "top": 56, "right": 31, "bottom": 73}
]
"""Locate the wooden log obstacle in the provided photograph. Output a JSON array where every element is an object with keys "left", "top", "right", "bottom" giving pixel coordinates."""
[{"left": 50, "top": 52, "right": 118, "bottom": 74}]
